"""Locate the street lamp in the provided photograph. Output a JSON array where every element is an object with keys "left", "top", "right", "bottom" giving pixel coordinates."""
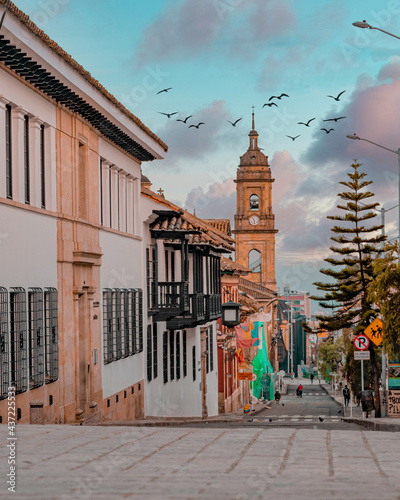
[
  {"left": 221, "top": 301, "right": 241, "bottom": 327},
  {"left": 346, "top": 134, "right": 400, "bottom": 245},
  {"left": 352, "top": 20, "right": 400, "bottom": 40}
]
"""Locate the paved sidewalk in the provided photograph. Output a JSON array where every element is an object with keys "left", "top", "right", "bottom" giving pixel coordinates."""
[{"left": 324, "top": 383, "right": 400, "bottom": 432}]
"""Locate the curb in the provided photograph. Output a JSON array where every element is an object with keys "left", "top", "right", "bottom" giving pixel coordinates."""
[{"left": 341, "top": 417, "right": 400, "bottom": 432}]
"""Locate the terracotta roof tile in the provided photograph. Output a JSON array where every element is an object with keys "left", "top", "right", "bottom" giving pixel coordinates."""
[
  {"left": 203, "top": 219, "right": 232, "bottom": 236},
  {"left": 142, "top": 186, "right": 234, "bottom": 251},
  {"left": 2, "top": 0, "right": 167, "bottom": 152},
  {"left": 220, "top": 256, "right": 250, "bottom": 274}
]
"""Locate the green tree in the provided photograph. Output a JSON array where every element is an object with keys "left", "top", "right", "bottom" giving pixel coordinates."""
[
  {"left": 368, "top": 242, "right": 400, "bottom": 360},
  {"left": 312, "top": 161, "right": 385, "bottom": 416},
  {"left": 317, "top": 336, "right": 345, "bottom": 381}
]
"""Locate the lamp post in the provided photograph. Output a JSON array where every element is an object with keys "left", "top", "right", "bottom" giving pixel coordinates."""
[
  {"left": 346, "top": 134, "right": 400, "bottom": 246},
  {"left": 352, "top": 20, "right": 400, "bottom": 40}
]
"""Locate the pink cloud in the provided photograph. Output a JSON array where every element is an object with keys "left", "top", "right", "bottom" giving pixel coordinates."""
[
  {"left": 184, "top": 178, "right": 236, "bottom": 219},
  {"left": 135, "top": 1, "right": 221, "bottom": 66}
]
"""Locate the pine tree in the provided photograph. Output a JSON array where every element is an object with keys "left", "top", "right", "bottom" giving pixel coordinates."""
[{"left": 312, "top": 161, "right": 385, "bottom": 416}]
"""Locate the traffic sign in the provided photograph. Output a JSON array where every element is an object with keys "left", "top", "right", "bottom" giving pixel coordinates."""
[
  {"left": 252, "top": 373, "right": 257, "bottom": 381},
  {"left": 354, "top": 334, "right": 370, "bottom": 351},
  {"left": 364, "top": 318, "right": 384, "bottom": 346},
  {"left": 237, "top": 371, "right": 253, "bottom": 380},
  {"left": 354, "top": 351, "right": 370, "bottom": 360}
]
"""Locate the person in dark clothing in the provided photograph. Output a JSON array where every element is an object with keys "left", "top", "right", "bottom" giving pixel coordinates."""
[
  {"left": 275, "top": 390, "right": 281, "bottom": 404},
  {"left": 310, "top": 373, "right": 314, "bottom": 384},
  {"left": 343, "top": 385, "right": 350, "bottom": 407}
]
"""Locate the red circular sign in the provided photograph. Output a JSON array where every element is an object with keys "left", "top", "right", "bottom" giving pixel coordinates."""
[{"left": 354, "top": 334, "right": 370, "bottom": 351}]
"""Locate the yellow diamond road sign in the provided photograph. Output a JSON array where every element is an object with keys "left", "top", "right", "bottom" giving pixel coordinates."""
[{"left": 364, "top": 318, "right": 384, "bottom": 346}]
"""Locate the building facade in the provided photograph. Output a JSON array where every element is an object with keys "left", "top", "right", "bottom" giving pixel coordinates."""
[{"left": 0, "top": 3, "right": 166, "bottom": 424}]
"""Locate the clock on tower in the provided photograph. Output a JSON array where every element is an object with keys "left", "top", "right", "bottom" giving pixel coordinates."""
[{"left": 233, "top": 111, "right": 277, "bottom": 290}]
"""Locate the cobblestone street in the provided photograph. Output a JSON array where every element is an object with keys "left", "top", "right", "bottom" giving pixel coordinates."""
[{"left": 2, "top": 424, "right": 400, "bottom": 499}]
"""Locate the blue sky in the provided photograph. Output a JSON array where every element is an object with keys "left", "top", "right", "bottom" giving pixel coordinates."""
[{"left": 13, "top": 0, "right": 400, "bottom": 302}]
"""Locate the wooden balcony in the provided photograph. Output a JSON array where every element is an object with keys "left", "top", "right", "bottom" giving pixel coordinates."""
[
  {"left": 206, "top": 294, "right": 222, "bottom": 321},
  {"left": 167, "top": 293, "right": 206, "bottom": 329},
  {"left": 150, "top": 281, "right": 190, "bottom": 321}
]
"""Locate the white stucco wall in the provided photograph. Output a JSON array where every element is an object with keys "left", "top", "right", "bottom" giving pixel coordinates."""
[
  {"left": 0, "top": 204, "right": 57, "bottom": 288},
  {"left": 100, "top": 229, "right": 144, "bottom": 397}
]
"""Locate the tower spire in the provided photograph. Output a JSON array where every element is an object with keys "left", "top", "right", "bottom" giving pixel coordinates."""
[{"left": 249, "top": 106, "right": 258, "bottom": 150}]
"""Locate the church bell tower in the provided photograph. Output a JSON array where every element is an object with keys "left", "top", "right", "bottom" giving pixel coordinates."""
[{"left": 233, "top": 111, "right": 277, "bottom": 290}]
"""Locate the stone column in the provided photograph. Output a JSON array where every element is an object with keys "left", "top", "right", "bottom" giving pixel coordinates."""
[
  {"left": 29, "top": 116, "right": 44, "bottom": 208},
  {"left": 109, "top": 165, "right": 120, "bottom": 230},
  {"left": 101, "top": 160, "right": 111, "bottom": 228},
  {"left": 126, "top": 174, "right": 134, "bottom": 234},
  {"left": 11, "top": 106, "right": 26, "bottom": 204},
  {"left": 118, "top": 170, "right": 127, "bottom": 233}
]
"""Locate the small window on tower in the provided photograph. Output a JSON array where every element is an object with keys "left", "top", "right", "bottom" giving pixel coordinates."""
[{"left": 250, "top": 194, "right": 259, "bottom": 211}]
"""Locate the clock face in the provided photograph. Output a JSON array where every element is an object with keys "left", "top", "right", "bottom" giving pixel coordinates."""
[{"left": 249, "top": 215, "right": 259, "bottom": 226}]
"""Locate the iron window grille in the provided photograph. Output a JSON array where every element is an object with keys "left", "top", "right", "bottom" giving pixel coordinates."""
[
  {"left": 176, "top": 331, "right": 181, "bottom": 380},
  {"left": 122, "top": 290, "right": 133, "bottom": 357},
  {"left": 9, "top": 288, "right": 28, "bottom": 394},
  {"left": 163, "top": 331, "right": 168, "bottom": 383},
  {"left": 113, "top": 290, "right": 122, "bottom": 360},
  {"left": 44, "top": 288, "right": 58, "bottom": 383},
  {"left": 5, "top": 104, "right": 12, "bottom": 199},
  {"left": 0, "top": 287, "right": 9, "bottom": 399},
  {"left": 133, "top": 289, "right": 143, "bottom": 354},
  {"left": 103, "top": 288, "right": 143, "bottom": 364},
  {"left": 182, "top": 330, "right": 187, "bottom": 378},
  {"left": 147, "top": 324, "right": 152, "bottom": 382},
  {"left": 103, "top": 289, "right": 113, "bottom": 364},
  {"left": 153, "top": 323, "right": 158, "bottom": 379},
  {"left": 28, "top": 288, "right": 44, "bottom": 389},
  {"left": 169, "top": 330, "right": 175, "bottom": 380},
  {"left": 192, "top": 345, "right": 196, "bottom": 382}
]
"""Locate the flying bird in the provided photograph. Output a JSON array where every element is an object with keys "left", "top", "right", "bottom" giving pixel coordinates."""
[
  {"left": 323, "top": 116, "right": 347, "bottom": 122},
  {"left": 320, "top": 128, "right": 334, "bottom": 133},
  {"left": 297, "top": 118, "right": 315, "bottom": 127},
  {"left": 262, "top": 102, "right": 278, "bottom": 108},
  {"left": 227, "top": 118, "right": 242, "bottom": 126},
  {"left": 248, "top": 418, "right": 254, "bottom": 422},
  {"left": 156, "top": 88, "right": 172, "bottom": 95},
  {"left": 286, "top": 135, "right": 300, "bottom": 141},
  {"left": 189, "top": 122, "right": 205, "bottom": 129},
  {"left": 327, "top": 90, "right": 346, "bottom": 101},
  {"left": 318, "top": 416, "right": 324, "bottom": 422},
  {"left": 158, "top": 112, "right": 178, "bottom": 118},
  {"left": 176, "top": 115, "right": 192, "bottom": 123},
  {"left": 269, "top": 93, "right": 289, "bottom": 101},
  {"left": 269, "top": 418, "right": 272, "bottom": 422}
]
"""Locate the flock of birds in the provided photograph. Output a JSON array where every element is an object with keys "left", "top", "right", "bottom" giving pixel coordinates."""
[{"left": 155, "top": 87, "right": 348, "bottom": 141}]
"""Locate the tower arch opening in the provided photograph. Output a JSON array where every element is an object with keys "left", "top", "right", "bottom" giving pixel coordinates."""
[
  {"left": 250, "top": 194, "right": 259, "bottom": 211},
  {"left": 248, "top": 249, "right": 261, "bottom": 274}
]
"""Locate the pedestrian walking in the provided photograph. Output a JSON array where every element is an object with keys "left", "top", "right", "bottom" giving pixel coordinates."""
[
  {"left": 297, "top": 384, "right": 303, "bottom": 398},
  {"left": 343, "top": 385, "right": 350, "bottom": 407},
  {"left": 274, "top": 390, "right": 281, "bottom": 405},
  {"left": 310, "top": 373, "right": 314, "bottom": 384}
]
